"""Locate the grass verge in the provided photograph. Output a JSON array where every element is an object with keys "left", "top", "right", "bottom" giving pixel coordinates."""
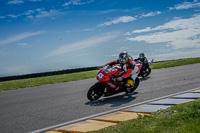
[
  {"left": 88, "top": 99, "right": 200, "bottom": 133},
  {"left": 151, "top": 57, "right": 200, "bottom": 69},
  {"left": 0, "top": 70, "right": 97, "bottom": 92},
  {"left": 0, "top": 57, "right": 200, "bottom": 92}
]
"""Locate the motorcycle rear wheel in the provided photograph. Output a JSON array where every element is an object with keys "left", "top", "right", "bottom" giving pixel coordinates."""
[
  {"left": 87, "top": 82, "right": 104, "bottom": 101},
  {"left": 142, "top": 67, "right": 151, "bottom": 77},
  {"left": 125, "top": 77, "right": 140, "bottom": 93},
  {"left": 132, "top": 77, "right": 140, "bottom": 91}
]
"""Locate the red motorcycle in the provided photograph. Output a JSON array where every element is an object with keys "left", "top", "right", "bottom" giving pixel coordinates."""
[{"left": 87, "top": 64, "right": 141, "bottom": 101}]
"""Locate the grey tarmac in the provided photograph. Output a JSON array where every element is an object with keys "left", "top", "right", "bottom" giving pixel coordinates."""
[{"left": 0, "top": 63, "right": 200, "bottom": 133}]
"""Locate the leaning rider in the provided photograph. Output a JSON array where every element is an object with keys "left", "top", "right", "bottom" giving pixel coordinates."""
[
  {"left": 106, "top": 51, "right": 137, "bottom": 93},
  {"left": 134, "top": 53, "right": 149, "bottom": 74}
]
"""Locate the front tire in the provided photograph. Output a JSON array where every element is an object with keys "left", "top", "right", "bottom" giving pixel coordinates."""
[{"left": 87, "top": 82, "right": 104, "bottom": 101}]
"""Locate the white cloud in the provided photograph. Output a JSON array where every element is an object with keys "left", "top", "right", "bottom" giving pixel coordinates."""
[
  {"left": 0, "top": 16, "right": 6, "bottom": 19},
  {"left": 8, "top": 0, "right": 24, "bottom": 5},
  {"left": 17, "top": 43, "right": 28, "bottom": 46},
  {"left": 97, "top": 9, "right": 120, "bottom": 14},
  {"left": 96, "top": 8, "right": 139, "bottom": 15},
  {"left": 124, "top": 32, "right": 131, "bottom": 36},
  {"left": 98, "top": 11, "right": 161, "bottom": 27},
  {"left": 36, "top": 9, "right": 61, "bottom": 18},
  {"left": 24, "top": 8, "right": 45, "bottom": 18},
  {"left": 73, "top": 53, "right": 91, "bottom": 58},
  {"left": 5, "top": 8, "right": 46, "bottom": 19},
  {"left": 29, "top": 0, "right": 42, "bottom": 2},
  {"left": 127, "top": 14, "right": 200, "bottom": 49},
  {"left": 132, "top": 27, "right": 152, "bottom": 33},
  {"left": 0, "top": 31, "right": 45, "bottom": 46},
  {"left": 24, "top": 10, "right": 35, "bottom": 15},
  {"left": 44, "top": 32, "right": 119, "bottom": 58},
  {"left": 62, "top": 0, "right": 94, "bottom": 7},
  {"left": 6, "top": 8, "right": 62, "bottom": 20},
  {"left": 24, "top": 9, "right": 64, "bottom": 20},
  {"left": 169, "top": 1, "right": 200, "bottom": 10},
  {"left": 82, "top": 28, "right": 94, "bottom": 32},
  {"left": 132, "top": 15, "right": 200, "bottom": 33},
  {"left": 65, "top": 28, "right": 95, "bottom": 33},
  {"left": 7, "top": 14, "right": 21, "bottom": 18},
  {"left": 140, "top": 11, "right": 162, "bottom": 18},
  {"left": 98, "top": 16, "right": 136, "bottom": 26},
  {"left": 128, "top": 29, "right": 200, "bottom": 49}
]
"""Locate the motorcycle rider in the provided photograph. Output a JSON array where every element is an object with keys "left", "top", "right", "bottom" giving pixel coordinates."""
[
  {"left": 134, "top": 53, "right": 149, "bottom": 75},
  {"left": 106, "top": 51, "right": 138, "bottom": 93}
]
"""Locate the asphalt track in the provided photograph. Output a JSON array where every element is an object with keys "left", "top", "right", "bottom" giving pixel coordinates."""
[{"left": 0, "top": 63, "right": 200, "bottom": 133}]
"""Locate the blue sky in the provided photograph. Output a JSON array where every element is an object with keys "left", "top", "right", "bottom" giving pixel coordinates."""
[{"left": 0, "top": 0, "right": 200, "bottom": 77}]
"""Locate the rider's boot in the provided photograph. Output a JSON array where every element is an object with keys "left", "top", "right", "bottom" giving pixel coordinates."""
[{"left": 125, "top": 79, "right": 134, "bottom": 93}]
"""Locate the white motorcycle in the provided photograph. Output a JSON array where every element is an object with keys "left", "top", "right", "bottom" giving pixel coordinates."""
[{"left": 134, "top": 59, "right": 154, "bottom": 77}]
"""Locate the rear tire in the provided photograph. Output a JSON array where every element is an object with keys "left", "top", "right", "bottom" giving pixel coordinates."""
[
  {"left": 87, "top": 82, "right": 104, "bottom": 101},
  {"left": 124, "top": 77, "right": 140, "bottom": 93},
  {"left": 142, "top": 67, "right": 151, "bottom": 77},
  {"left": 132, "top": 77, "right": 140, "bottom": 92}
]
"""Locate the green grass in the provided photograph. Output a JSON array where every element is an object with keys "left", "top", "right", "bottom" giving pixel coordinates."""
[
  {"left": 0, "top": 70, "right": 98, "bottom": 91},
  {"left": 151, "top": 57, "right": 200, "bottom": 70},
  {"left": 88, "top": 99, "right": 200, "bottom": 133},
  {"left": 0, "top": 57, "right": 200, "bottom": 92}
]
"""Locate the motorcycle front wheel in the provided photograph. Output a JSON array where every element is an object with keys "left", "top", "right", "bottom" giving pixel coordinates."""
[{"left": 87, "top": 82, "right": 104, "bottom": 101}]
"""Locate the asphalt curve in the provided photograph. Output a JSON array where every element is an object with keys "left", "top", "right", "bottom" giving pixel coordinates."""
[{"left": 0, "top": 63, "right": 200, "bottom": 133}]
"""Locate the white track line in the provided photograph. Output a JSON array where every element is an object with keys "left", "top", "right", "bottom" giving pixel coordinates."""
[{"left": 30, "top": 87, "right": 200, "bottom": 133}]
